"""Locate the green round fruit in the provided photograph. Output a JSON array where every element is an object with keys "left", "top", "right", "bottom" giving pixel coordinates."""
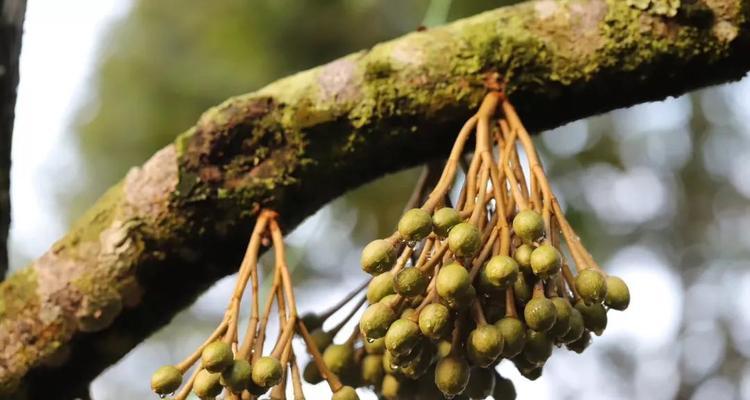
[
  {"left": 251, "top": 356, "right": 283, "bottom": 388},
  {"left": 361, "top": 354, "right": 385, "bottom": 386},
  {"left": 436, "top": 262, "right": 471, "bottom": 299},
  {"left": 447, "top": 223, "right": 482, "bottom": 258},
  {"left": 493, "top": 373, "right": 517, "bottom": 400},
  {"left": 560, "top": 307, "right": 585, "bottom": 344},
  {"left": 367, "top": 272, "right": 395, "bottom": 304},
  {"left": 418, "top": 303, "right": 451, "bottom": 340},
  {"left": 394, "top": 268, "right": 428, "bottom": 297},
  {"left": 523, "top": 330, "right": 553, "bottom": 364},
  {"left": 437, "top": 340, "right": 452, "bottom": 359},
  {"left": 360, "top": 302, "right": 397, "bottom": 340},
  {"left": 496, "top": 317, "right": 526, "bottom": 358},
  {"left": 575, "top": 269, "right": 607, "bottom": 304},
  {"left": 514, "top": 244, "right": 534, "bottom": 274},
  {"left": 480, "top": 255, "right": 519, "bottom": 291},
  {"left": 529, "top": 245, "right": 561, "bottom": 279},
  {"left": 381, "top": 374, "right": 403, "bottom": 400},
  {"left": 574, "top": 300, "right": 607, "bottom": 335},
  {"left": 513, "top": 273, "right": 533, "bottom": 304},
  {"left": 434, "top": 355, "right": 470, "bottom": 397},
  {"left": 605, "top": 276, "right": 630, "bottom": 310},
  {"left": 433, "top": 207, "right": 462, "bottom": 238},
  {"left": 465, "top": 367, "right": 495, "bottom": 399},
  {"left": 467, "top": 325, "right": 504, "bottom": 367},
  {"left": 220, "top": 358, "right": 252, "bottom": 393},
  {"left": 523, "top": 297, "right": 557, "bottom": 332},
  {"left": 301, "top": 313, "right": 324, "bottom": 331},
  {"left": 361, "top": 239, "right": 396, "bottom": 275},
  {"left": 384, "top": 318, "right": 421, "bottom": 357},
  {"left": 442, "top": 284, "right": 475, "bottom": 311},
  {"left": 398, "top": 208, "right": 433, "bottom": 242},
  {"left": 332, "top": 385, "right": 360, "bottom": 400},
  {"left": 150, "top": 365, "right": 182, "bottom": 395},
  {"left": 512, "top": 210, "right": 545, "bottom": 243},
  {"left": 364, "top": 336, "right": 385, "bottom": 355},
  {"left": 566, "top": 330, "right": 592, "bottom": 354},
  {"left": 323, "top": 344, "right": 354, "bottom": 375},
  {"left": 310, "top": 328, "right": 334, "bottom": 352},
  {"left": 303, "top": 361, "right": 323, "bottom": 384},
  {"left": 547, "top": 297, "right": 572, "bottom": 339},
  {"left": 201, "top": 341, "right": 233, "bottom": 373},
  {"left": 193, "top": 369, "right": 222, "bottom": 399}
]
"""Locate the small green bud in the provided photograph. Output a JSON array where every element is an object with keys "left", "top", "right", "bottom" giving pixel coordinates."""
[
  {"left": 575, "top": 268, "right": 607, "bottom": 304},
  {"left": 332, "top": 386, "right": 360, "bottom": 400},
  {"left": 310, "top": 328, "right": 334, "bottom": 352},
  {"left": 574, "top": 300, "right": 608, "bottom": 335},
  {"left": 493, "top": 373, "right": 517, "bottom": 400},
  {"left": 385, "top": 318, "right": 421, "bottom": 356},
  {"left": 433, "top": 207, "right": 462, "bottom": 238},
  {"left": 251, "top": 356, "right": 283, "bottom": 388},
  {"left": 436, "top": 262, "right": 471, "bottom": 299},
  {"left": 303, "top": 361, "right": 323, "bottom": 384},
  {"left": 361, "top": 354, "right": 385, "bottom": 386},
  {"left": 201, "top": 341, "right": 233, "bottom": 373},
  {"left": 398, "top": 208, "right": 433, "bottom": 242},
  {"left": 150, "top": 365, "right": 182, "bottom": 395},
  {"left": 605, "top": 276, "right": 630, "bottom": 310},
  {"left": 529, "top": 245, "right": 561, "bottom": 279},
  {"left": 360, "top": 302, "right": 396, "bottom": 340},
  {"left": 447, "top": 223, "right": 481, "bottom": 258},
  {"left": 524, "top": 297, "right": 557, "bottom": 332},
  {"left": 367, "top": 273, "right": 395, "bottom": 304},
  {"left": 361, "top": 239, "right": 396, "bottom": 275},
  {"left": 364, "top": 336, "right": 385, "bottom": 354},
  {"left": 301, "top": 313, "right": 324, "bottom": 331},
  {"left": 547, "top": 297, "right": 572, "bottom": 339},
  {"left": 323, "top": 344, "right": 354, "bottom": 375},
  {"left": 566, "top": 330, "right": 592, "bottom": 353},
  {"left": 480, "top": 255, "right": 519, "bottom": 291},
  {"left": 467, "top": 325, "right": 504, "bottom": 367},
  {"left": 418, "top": 302, "right": 452, "bottom": 340},
  {"left": 220, "top": 359, "right": 252, "bottom": 393},
  {"left": 434, "top": 355, "right": 470, "bottom": 397},
  {"left": 513, "top": 272, "right": 533, "bottom": 304},
  {"left": 193, "top": 369, "right": 222, "bottom": 399},
  {"left": 465, "top": 367, "right": 496, "bottom": 399},
  {"left": 560, "top": 307, "right": 585, "bottom": 344},
  {"left": 512, "top": 210, "right": 545, "bottom": 243},
  {"left": 495, "top": 317, "right": 526, "bottom": 358},
  {"left": 514, "top": 244, "right": 534, "bottom": 274},
  {"left": 523, "top": 330, "right": 553, "bottom": 364},
  {"left": 394, "top": 268, "right": 428, "bottom": 297}
]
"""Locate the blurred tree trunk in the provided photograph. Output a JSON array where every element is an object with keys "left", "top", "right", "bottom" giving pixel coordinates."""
[
  {"left": 0, "top": 0, "right": 748, "bottom": 398},
  {"left": 0, "top": 0, "right": 26, "bottom": 279}
]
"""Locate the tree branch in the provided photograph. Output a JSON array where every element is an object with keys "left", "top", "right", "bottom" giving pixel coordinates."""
[{"left": 0, "top": 0, "right": 748, "bottom": 397}]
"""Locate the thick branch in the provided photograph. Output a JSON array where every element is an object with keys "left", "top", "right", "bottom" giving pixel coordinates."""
[{"left": 0, "top": 0, "right": 748, "bottom": 397}]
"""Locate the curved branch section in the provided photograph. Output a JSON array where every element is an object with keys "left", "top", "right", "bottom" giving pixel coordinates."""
[{"left": 0, "top": 0, "right": 748, "bottom": 397}]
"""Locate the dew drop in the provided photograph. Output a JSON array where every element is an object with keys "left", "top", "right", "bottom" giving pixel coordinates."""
[{"left": 366, "top": 337, "right": 375, "bottom": 343}]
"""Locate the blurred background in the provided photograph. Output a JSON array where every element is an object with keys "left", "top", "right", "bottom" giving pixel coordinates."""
[{"left": 9, "top": 0, "right": 750, "bottom": 399}]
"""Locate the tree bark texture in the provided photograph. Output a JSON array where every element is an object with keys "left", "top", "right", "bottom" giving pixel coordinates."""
[{"left": 0, "top": 0, "right": 748, "bottom": 398}]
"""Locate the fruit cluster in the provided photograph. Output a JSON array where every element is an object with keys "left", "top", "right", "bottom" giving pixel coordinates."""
[{"left": 334, "top": 93, "right": 629, "bottom": 399}]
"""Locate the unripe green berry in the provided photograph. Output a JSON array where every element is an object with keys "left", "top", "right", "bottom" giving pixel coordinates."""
[
  {"left": 513, "top": 210, "right": 545, "bottom": 243},
  {"left": 433, "top": 207, "right": 462, "bottom": 238},
  {"left": 434, "top": 355, "right": 470, "bottom": 397},
  {"left": 560, "top": 307, "right": 585, "bottom": 344},
  {"left": 361, "top": 354, "right": 385, "bottom": 386},
  {"left": 361, "top": 239, "right": 396, "bottom": 275},
  {"left": 308, "top": 328, "right": 333, "bottom": 352},
  {"left": 513, "top": 272, "right": 533, "bottom": 304},
  {"left": 437, "top": 340, "right": 452, "bottom": 359},
  {"left": 201, "top": 341, "right": 233, "bottom": 373},
  {"left": 401, "top": 307, "right": 418, "bottom": 320},
  {"left": 301, "top": 313, "right": 324, "bottom": 331},
  {"left": 465, "top": 367, "right": 495, "bottom": 399},
  {"left": 495, "top": 317, "right": 527, "bottom": 358},
  {"left": 251, "top": 356, "right": 283, "bottom": 388},
  {"left": 447, "top": 223, "right": 481, "bottom": 258},
  {"left": 364, "top": 336, "right": 385, "bottom": 354},
  {"left": 360, "top": 302, "right": 396, "bottom": 340},
  {"left": 442, "top": 284, "right": 475, "bottom": 311},
  {"left": 574, "top": 300, "right": 607, "bottom": 335},
  {"left": 418, "top": 302, "right": 452, "bottom": 340},
  {"left": 323, "top": 344, "right": 354, "bottom": 375},
  {"left": 523, "top": 330, "right": 553, "bottom": 364},
  {"left": 575, "top": 268, "right": 607, "bottom": 304},
  {"left": 193, "top": 369, "right": 222, "bottom": 399},
  {"left": 367, "top": 273, "right": 395, "bottom": 304},
  {"left": 480, "top": 255, "right": 519, "bottom": 291},
  {"left": 566, "top": 330, "right": 592, "bottom": 354},
  {"left": 524, "top": 297, "right": 557, "bottom": 332},
  {"left": 467, "top": 325, "right": 504, "bottom": 367},
  {"left": 220, "top": 359, "right": 252, "bottom": 393},
  {"left": 493, "top": 373, "right": 517, "bottom": 400},
  {"left": 514, "top": 244, "right": 534, "bottom": 274},
  {"left": 529, "top": 245, "right": 561, "bottom": 279},
  {"left": 394, "top": 268, "right": 428, "bottom": 297},
  {"left": 385, "top": 318, "right": 421, "bottom": 357},
  {"left": 303, "top": 361, "right": 323, "bottom": 384},
  {"left": 381, "top": 374, "right": 403, "bottom": 400},
  {"left": 246, "top": 380, "right": 268, "bottom": 396},
  {"left": 332, "top": 386, "right": 359, "bottom": 400},
  {"left": 436, "top": 262, "right": 471, "bottom": 299},
  {"left": 382, "top": 350, "right": 398, "bottom": 375},
  {"left": 605, "top": 276, "right": 630, "bottom": 310},
  {"left": 150, "top": 365, "right": 182, "bottom": 395},
  {"left": 398, "top": 208, "right": 433, "bottom": 242},
  {"left": 547, "top": 297, "right": 572, "bottom": 339}
]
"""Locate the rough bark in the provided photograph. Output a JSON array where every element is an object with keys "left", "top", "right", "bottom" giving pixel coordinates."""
[
  {"left": 0, "top": 0, "right": 26, "bottom": 279},
  {"left": 0, "top": 0, "right": 749, "bottom": 398}
]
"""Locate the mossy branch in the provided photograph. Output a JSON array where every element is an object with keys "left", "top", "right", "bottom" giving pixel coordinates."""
[{"left": 0, "top": 0, "right": 748, "bottom": 397}]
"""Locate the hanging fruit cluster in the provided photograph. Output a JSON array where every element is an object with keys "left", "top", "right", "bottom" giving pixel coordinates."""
[{"left": 348, "top": 92, "right": 631, "bottom": 399}]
